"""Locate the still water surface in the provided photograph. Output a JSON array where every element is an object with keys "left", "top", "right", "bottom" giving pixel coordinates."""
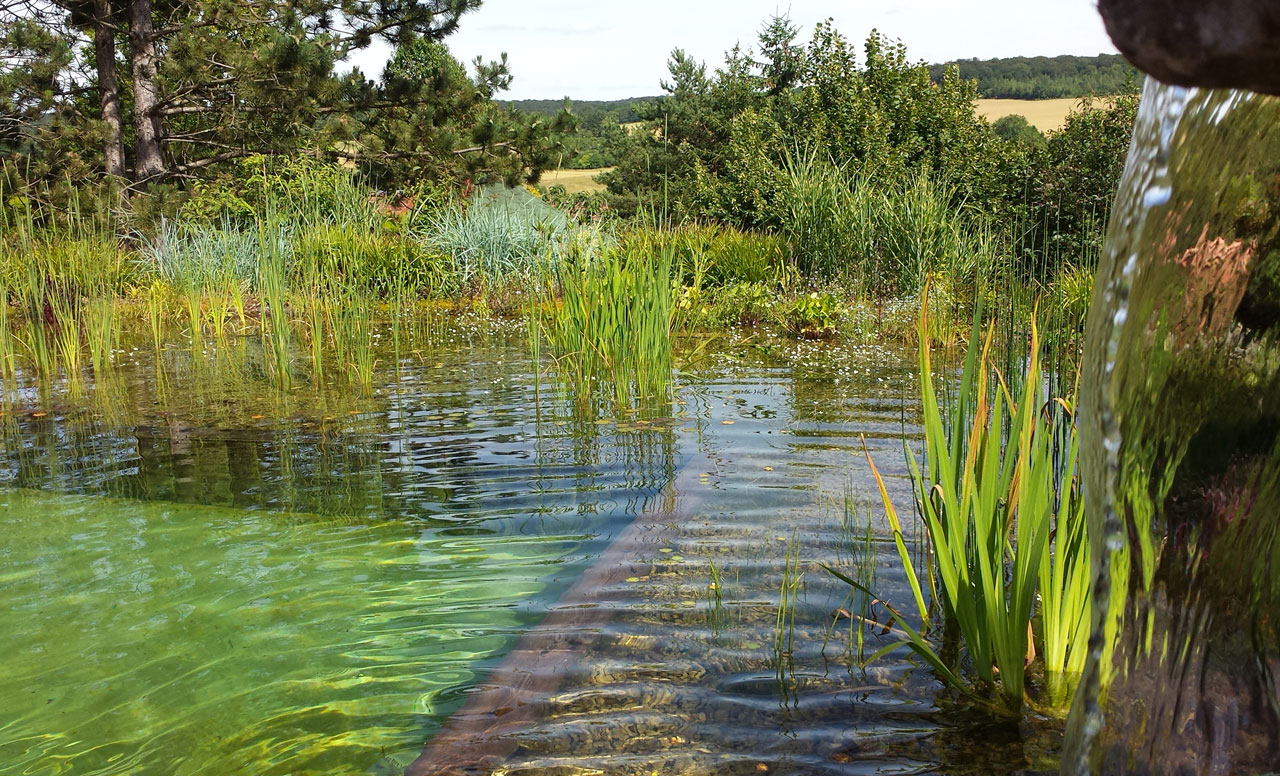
[{"left": 0, "top": 319, "right": 1058, "bottom": 775}]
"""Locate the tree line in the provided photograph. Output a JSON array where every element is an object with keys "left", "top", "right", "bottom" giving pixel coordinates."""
[{"left": 929, "top": 53, "right": 1139, "bottom": 100}]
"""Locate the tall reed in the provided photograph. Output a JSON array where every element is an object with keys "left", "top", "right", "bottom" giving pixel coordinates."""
[
  {"left": 82, "top": 297, "right": 117, "bottom": 378},
  {"left": 538, "top": 245, "right": 673, "bottom": 413},
  {"left": 0, "top": 283, "right": 15, "bottom": 385},
  {"left": 832, "top": 293, "right": 1090, "bottom": 710},
  {"left": 257, "top": 227, "right": 293, "bottom": 390},
  {"left": 775, "top": 151, "right": 996, "bottom": 295}
]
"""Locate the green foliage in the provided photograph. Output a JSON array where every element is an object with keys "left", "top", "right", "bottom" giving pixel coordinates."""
[
  {"left": 602, "top": 21, "right": 997, "bottom": 239},
  {"left": 182, "top": 157, "right": 381, "bottom": 228},
  {"left": 628, "top": 223, "right": 784, "bottom": 290},
  {"left": 688, "top": 281, "right": 778, "bottom": 329},
  {"left": 145, "top": 220, "right": 267, "bottom": 289},
  {"left": 1017, "top": 95, "right": 1140, "bottom": 271},
  {"left": 537, "top": 245, "right": 673, "bottom": 413},
  {"left": 992, "top": 115, "right": 1046, "bottom": 149},
  {"left": 0, "top": 0, "right": 573, "bottom": 194},
  {"left": 293, "top": 227, "right": 451, "bottom": 296},
  {"left": 775, "top": 152, "right": 996, "bottom": 293},
  {"left": 930, "top": 54, "right": 1139, "bottom": 100},
  {"left": 424, "top": 187, "right": 573, "bottom": 286},
  {"left": 782, "top": 291, "right": 842, "bottom": 338},
  {"left": 835, "top": 300, "right": 1090, "bottom": 710},
  {"left": 352, "top": 37, "right": 576, "bottom": 187}
]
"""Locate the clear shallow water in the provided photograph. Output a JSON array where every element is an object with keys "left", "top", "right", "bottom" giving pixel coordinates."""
[{"left": 0, "top": 318, "right": 1059, "bottom": 775}]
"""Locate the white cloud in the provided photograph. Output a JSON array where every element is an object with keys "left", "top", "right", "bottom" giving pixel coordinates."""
[{"left": 347, "top": 0, "right": 1117, "bottom": 100}]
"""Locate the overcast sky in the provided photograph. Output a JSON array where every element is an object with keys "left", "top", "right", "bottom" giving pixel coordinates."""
[{"left": 346, "top": 1, "right": 1117, "bottom": 101}]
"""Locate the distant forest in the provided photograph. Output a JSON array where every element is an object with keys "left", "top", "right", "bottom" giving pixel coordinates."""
[
  {"left": 503, "top": 98, "right": 653, "bottom": 124},
  {"left": 507, "top": 53, "right": 1138, "bottom": 121},
  {"left": 931, "top": 53, "right": 1139, "bottom": 99}
]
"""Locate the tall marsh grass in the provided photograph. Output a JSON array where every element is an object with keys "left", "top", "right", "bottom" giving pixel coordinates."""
[
  {"left": 776, "top": 152, "right": 997, "bottom": 295},
  {"left": 538, "top": 245, "right": 673, "bottom": 413},
  {"left": 831, "top": 295, "right": 1090, "bottom": 711}
]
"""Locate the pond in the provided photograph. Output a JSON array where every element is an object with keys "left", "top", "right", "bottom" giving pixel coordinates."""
[{"left": 0, "top": 316, "right": 1060, "bottom": 775}]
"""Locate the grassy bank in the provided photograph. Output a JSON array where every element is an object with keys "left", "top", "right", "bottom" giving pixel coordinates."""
[{"left": 0, "top": 158, "right": 1093, "bottom": 399}]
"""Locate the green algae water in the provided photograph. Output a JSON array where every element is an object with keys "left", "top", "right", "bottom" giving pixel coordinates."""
[
  {"left": 0, "top": 489, "right": 570, "bottom": 775},
  {"left": 0, "top": 314, "right": 1064, "bottom": 775}
]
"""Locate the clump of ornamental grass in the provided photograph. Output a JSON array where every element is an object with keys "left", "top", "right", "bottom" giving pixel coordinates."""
[
  {"left": 828, "top": 290, "right": 1090, "bottom": 712},
  {"left": 425, "top": 187, "right": 572, "bottom": 286}
]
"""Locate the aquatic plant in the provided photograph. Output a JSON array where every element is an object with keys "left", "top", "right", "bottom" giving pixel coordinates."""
[
  {"left": 537, "top": 244, "right": 673, "bottom": 412},
  {"left": 782, "top": 291, "right": 842, "bottom": 339},
  {"left": 342, "top": 297, "right": 378, "bottom": 394},
  {"left": 0, "top": 284, "right": 15, "bottom": 385},
  {"left": 257, "top": 231, "right": 293, "bottom": 390},
  {"left": 774, "top": 532, "right": 802, "bottom": 668},
  {"left": 774, "top": 151, "right": 996, "bottom": 295},
  {"left": 832, "top": 297, "right": 1090, "bottom": 710},
  {"left": 838, "top": 485, "right": 878, "bottom": 662},
  {"left": 82, "top": 297, "right": 117, "bottom": 378}
]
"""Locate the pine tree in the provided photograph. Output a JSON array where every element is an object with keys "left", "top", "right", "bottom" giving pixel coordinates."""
[{"left": 0, "top": 0, "right": 570, "bottom": 189}]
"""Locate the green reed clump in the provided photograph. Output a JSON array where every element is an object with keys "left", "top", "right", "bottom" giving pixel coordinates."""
[
  {"left": 82, "top": 297, "right": 117, "bottom": 378},
  {"left": 144, "top": 219, "right": 264, "bottom": 341},
  {"left": 826, "top": 484, "right": 877, "bottom": 663},
  {"left": 0, "top": 284, "right": 15, "bottom": 385},
  {"left": 339, "top": 296, "right": 377, "bottom": 394},
  {"left": 775, "top": 532, "right": 803, "bottom": 666},
  {"left": 774, "top": 151, "right": 996, "bottom": 296},
  {"left": 831, "top": 295, "right": 1090, "bottom": 711},
  {"left": 257, "top": 232, "right": 293, "bottom": 390},
  {"left": 538, "top": 244, "right": 673, "bottom": 412}
]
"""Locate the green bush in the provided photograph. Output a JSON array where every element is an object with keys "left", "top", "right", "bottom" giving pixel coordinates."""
[{"left": 181, "top": 156, "right": 382, "bottom": 228}]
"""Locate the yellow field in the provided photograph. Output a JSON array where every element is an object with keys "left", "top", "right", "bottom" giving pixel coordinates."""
[
  {"left": 975, "top": 98, "right": 1086, "bottom": 132},
  {"left": 540, "top": 167, "right": 612, "bottom": 194}
]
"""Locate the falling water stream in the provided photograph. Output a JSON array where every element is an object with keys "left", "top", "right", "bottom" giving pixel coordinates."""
[{"left": 1069, "top": 78, "right": 1280, "bottom": 774}]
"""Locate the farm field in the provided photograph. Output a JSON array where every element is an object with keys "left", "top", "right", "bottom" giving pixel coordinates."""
[
  {"left": 541, "top": 166, "right": 613, "bottom": 193},
  {"left": 975, "top": 97, "right": 1082, "bottom": 131}
]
